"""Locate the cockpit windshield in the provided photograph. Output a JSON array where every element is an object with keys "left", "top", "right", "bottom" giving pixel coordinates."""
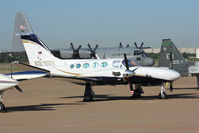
[{"left": 122, "top": 59, "right": 139, "bottom": 67}]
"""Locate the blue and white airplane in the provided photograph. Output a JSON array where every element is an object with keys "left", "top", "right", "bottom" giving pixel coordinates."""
[
  {"left": 0, "top": 70, "right": 47, "bottom": 111},
  {"left": 19, "top": 33, "right": 181, "bottom": 102}
]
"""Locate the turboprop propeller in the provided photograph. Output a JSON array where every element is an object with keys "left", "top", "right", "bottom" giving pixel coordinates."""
[
  {"left": 123, "top": 54, "right": 138, "bottom": 95},
  {"left": 88, "top": 44, "right": 98, "bottom": 59},
  {"left": 70, "top": 43, "right": 82, "bottom": 59}
]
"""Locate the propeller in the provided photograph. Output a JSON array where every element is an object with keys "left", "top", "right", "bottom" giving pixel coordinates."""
[
  {"left": 70, "top": 43, "right": 81, "bottom": 58},
  {"left": 134, "top": 42, "right": 145, "bottom": 50},
  {"left": 139, "top": 42, "right": 144, "bottom": 50},
  {"left": 88, "top": 44, "right": 98, "bottom": 59},
  {"left": 124, "top": 54, "right": 138, "bottom": 96},
  {"left": 126, "top": 44, "right": 129, "bottom": 48},
  {"left": 15, "top": 85, "right": 23, "bottom": 92},
  {"left": 134, "top": 42, "right": 138, "bottom": 49}
]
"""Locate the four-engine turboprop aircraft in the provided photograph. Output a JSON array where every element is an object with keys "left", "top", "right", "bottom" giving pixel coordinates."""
[
  {"left": 19, "top": 33, "right": 181, "bottom": 101},
  {"left": 12, "top": 11, "right": 154, "bottom": 66},
  {"left": 0, "top": 70, "right": 47, "bottom": 111}
]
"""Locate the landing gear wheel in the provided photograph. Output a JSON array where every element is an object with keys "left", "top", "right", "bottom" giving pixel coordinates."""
[
  {"left": 131, "top": 93, "right": 141, "bottom": 98},
  {"left": 158, "top": 92, "right": 167, "bottom": 99},
  {"left": 83, "top": 83, "right": 95, "bottom": 102},
  {"left": 83, "top": 95, "right": 93, "bottom": 102},
  {"left": 0, "top": 102, "right": 5, "bottom": 112},
  {"left": 131, "top": 89, "right": 142, "bottom": 98}
]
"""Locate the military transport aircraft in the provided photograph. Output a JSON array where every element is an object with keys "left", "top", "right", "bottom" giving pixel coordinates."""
[
  {"left": 158, "top": 39, "right": 199, "bottom": 89},
  {"left": 12, "top": 12, "right": 154, "bottom": 66},
  {"left": 18, "top": 32, "right": 180, "bottom": 102},
  {"left": 0, "top": 70, "right": 47, "bottom": 111}
]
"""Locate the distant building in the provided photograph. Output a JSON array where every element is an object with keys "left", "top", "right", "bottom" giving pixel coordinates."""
[{"left": 144, "top": 48, "right": 197, "bottom": 54}]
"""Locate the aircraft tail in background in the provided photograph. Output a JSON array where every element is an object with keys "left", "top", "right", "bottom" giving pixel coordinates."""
[
  {"left": 12, "top": 12, "right": 33, "bottom": 52},
  {"left": 158, "top": 39, "right": 189, "bottom": 74}
]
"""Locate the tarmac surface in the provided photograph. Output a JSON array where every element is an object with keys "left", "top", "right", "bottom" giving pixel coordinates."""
[{"left": 1, "top": 75, "right": 199, "bottom": 133}]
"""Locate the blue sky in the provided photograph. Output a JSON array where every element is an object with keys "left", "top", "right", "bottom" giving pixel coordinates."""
[{"left": 0, "top": 0, "right": 199, "bottom": 50}]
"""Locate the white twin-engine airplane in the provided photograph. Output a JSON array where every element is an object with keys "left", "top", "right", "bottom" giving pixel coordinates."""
[
  {"left": 20, "top": 33, "right": 181, "bottom": 101},
  {"left": 0, "top": 71, "right": 47, "bottom": 111}
]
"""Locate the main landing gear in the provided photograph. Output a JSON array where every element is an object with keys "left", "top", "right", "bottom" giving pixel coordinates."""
[
  {"left": 130, "top": 84, "right": 144, "bottom": 98},
  {"left": 83, "top": 83, "right": 95, "bottom": 102},
  {"left": 0, "top": 93, "right": 5, "bottom": 112},
  {"left": 158, "top": 82, "right": 168, "bottom": 99}
]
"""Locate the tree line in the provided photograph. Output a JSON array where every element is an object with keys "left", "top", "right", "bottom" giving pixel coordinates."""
[{"left": 0, "top": 52, "right": 28, "bottom": 63}]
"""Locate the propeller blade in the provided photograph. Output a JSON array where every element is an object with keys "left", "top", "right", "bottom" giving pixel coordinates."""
[
  {"left": 88, "top": 44, "right": 92, "bottom": 51},
  {"left": 70, "top": 43, "right": 75, "bottom": 51},
  {"left": 139, "top": 42, "right": 144, "bottom": 49},
  {"left": 77, "top": 45, "right": 82, "bottom": 51},
  {"left": 124, "top": 54, "right": 129, "bottom": 70},
  {"left": 15, "top": 85, "right": 23, "bottom": 92},
  {"left": 126, "top": 44, "right": 129, "bottom": 48},
  {"left": 119, "top": 42, "right": 123, "bottom": 48},
  {"left": 132, "top": 67, "right": 138, "bottom": 72},
  {"left": 134, "top": 42, "right": 138, "bottom": 48},
  {"left": 93, "top": 44, "right": 98, "bottom": 51}
]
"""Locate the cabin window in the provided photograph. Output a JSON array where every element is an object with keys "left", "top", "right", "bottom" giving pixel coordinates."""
[
  {"left": 93, "top": 62, "right": 99, "bottom": 68},
  {"left": 122, "top": 59, "right": 138, "bottom": 67},
  {"left": 76, "top": 64, "right": 81, "bottom": 68},
  {"left": 113, "top": 60, "right": 120, "bottom": 68},
  {"left": 83, "top": 63, "right": 89, "bottom": 68},
  {"left": 70, "top": 64, "right": 74, "bottom": 69},
  {"left": 101, "top": 62, "right": 108, "bottom": 67}
]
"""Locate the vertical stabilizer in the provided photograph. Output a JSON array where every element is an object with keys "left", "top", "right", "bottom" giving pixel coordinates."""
[
  {"left": 12, "top": 12, "right": 33, "bottom": 52},
  {"left": 158, "top": 39, "right": 189, "bottom": 74},
  {"left": 21, "top": 34, "right": 61, "bottom": 69}
]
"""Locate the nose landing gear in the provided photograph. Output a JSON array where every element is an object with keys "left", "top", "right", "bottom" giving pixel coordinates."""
[{"left": 158, "top": 83, "right": 168, "bottom": 99}]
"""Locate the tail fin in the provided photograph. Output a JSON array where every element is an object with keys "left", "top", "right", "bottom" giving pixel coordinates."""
[
  {"left": 158, "top": 39, "right": 188, "bottom": 72},
  {"left": 21, "top": 33, "right": 60, "bottom": 69},
  {"left": 12, "top": 12, "right": 33, "bottom": 52}
]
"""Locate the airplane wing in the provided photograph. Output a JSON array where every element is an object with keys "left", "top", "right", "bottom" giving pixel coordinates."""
[
  {"left": 11, "top": 61, "right": 102, "bottom": 85},
  {"left": 6, "top": 71, "right": 48, "bottom": 81},
  {"left": 6, "top": 61, "right": 50, "bottom": 81}
]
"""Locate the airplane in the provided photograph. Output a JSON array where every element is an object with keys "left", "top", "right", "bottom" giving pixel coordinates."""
[
  {"left": 18, "top": 32, "right": 181, "bottom": 102},
  {"left": 158, "top": 39, "right": 199, "bottom": 89},
  {"left": 12, "top": 12, "right": 154, "bottom": 66},
  {"left": 0, "top": 70, "right": 48, "bottom": 111},
  {"left": 54, "top": 42, "right": 154, "bottom": 66}
]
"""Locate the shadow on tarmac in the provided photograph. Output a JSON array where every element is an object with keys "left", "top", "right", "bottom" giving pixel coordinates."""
[
  {"left": 61, "top": 92, "right": 199, "bottom": 102},
  {"left": 2, "top": 102, "right": 86, "bottom": 113},
  {"left": 170, "top": 87, "right": 199, "bottom": 90}
]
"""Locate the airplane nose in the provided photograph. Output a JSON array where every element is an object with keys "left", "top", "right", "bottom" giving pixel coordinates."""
[
  {"left": 168, "top": 69, "right": 181, "bottom": 81},
  {"left": 142, "top": 57, "right": 155, "bottom": 66}
]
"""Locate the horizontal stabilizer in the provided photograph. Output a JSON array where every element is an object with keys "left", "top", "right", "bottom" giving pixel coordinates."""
[
  {"left": 12, "top": 61, "right": 50, "bottom": 76},
  {"left": 6, "top": 70, "right": 48, "bottom": 81}
]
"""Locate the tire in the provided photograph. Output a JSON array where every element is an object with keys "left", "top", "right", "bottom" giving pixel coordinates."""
[
  {"left": 83, "top": 95, "right": 93, "bottom": 102},
  {"left": 0, "top": 102, "right": 5, "bottom": 112},
  {"left": 158, "top": 92, "right": 167, "bottom": 99}
]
